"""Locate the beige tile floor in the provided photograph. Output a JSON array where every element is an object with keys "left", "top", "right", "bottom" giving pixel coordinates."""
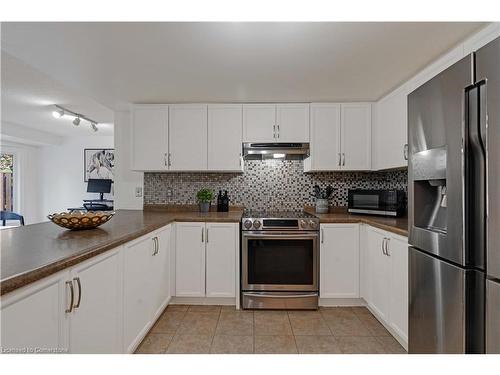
[{"left": 135, "top": 305, "right": 407, "bottom": 354}]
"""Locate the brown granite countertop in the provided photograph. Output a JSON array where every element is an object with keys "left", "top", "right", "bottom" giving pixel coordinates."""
[
  {"left": 1, "top": 208, "right": 243, "bottom": 296},
  {"left": 304, "top": 206, "right": 408, "bottom": 237}
]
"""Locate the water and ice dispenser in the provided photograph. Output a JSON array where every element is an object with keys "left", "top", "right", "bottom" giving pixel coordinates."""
[{"left": 412, "top": 147, "right": 448, "bottom": 235}]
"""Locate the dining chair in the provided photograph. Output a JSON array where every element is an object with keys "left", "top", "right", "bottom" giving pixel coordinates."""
[{"left": 0, "top": 211, "right": 25, "bottom": 226}]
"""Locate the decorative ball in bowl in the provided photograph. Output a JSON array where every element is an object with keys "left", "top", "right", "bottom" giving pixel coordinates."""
[{"left": 47, "top": 211, "right": 115, "bottom": 230}]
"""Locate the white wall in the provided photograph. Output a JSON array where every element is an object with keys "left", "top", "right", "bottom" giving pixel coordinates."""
[
  {"left": 37, "top": 135, "right": 114, "bottom": 218},
  {"left": 113, "top": 111, "right": 143, "bottom": 209}
]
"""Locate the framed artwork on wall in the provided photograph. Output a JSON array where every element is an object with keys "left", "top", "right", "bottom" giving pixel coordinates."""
[{"left": 84, "top": 148, "right": 115, "bottom": 182}]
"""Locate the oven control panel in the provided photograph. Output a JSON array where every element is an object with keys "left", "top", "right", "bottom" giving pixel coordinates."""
[{"left": 241, "top": 216, "right": 320, "bottom": 231}]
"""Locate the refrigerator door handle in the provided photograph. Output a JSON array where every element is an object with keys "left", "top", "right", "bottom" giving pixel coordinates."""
[{"left": 465, "top": 81, "right": 487, "bottom": 269}]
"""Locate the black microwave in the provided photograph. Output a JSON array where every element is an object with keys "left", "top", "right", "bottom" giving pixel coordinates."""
[{"left": 348, "top": 189, "right": 406, "bottom": 217}]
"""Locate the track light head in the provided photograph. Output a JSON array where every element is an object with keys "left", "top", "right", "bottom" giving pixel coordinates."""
[
  {"left": 91, "top": 122, "right": 98, "bottom": 132},
  {"left": 73, "top": 117, "right": 81, "bottom": 126},
  {"left": 52, "top": 109, "right": 64, "bottom": 118}
]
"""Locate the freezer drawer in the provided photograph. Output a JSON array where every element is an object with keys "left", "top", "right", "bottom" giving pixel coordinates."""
[
  {"left": 409, "top": 247, "right": 484, "bottom": 353},
  {"left": 487, "top": 279, "right": 500, "bottom": 353}
]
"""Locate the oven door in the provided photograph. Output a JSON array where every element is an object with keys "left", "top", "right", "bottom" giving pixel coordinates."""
[{"left": 242, "top": 231, "right": 319, "bottom": 291}]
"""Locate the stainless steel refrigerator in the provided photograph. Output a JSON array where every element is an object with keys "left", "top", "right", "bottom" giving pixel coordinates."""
[{"left": 408, "top": 36, "right": 500, "bottom": 354}]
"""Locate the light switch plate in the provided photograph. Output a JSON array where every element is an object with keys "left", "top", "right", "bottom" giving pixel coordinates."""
[{"left": 135, "top": 186, "right": 143, "bottom": 198}]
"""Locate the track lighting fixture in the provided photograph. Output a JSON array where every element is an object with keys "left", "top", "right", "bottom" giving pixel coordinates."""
[
  {"left": 52, "top": 108, "right": 64, "bottom": 118},
  {"left": 52, "top": 105, "right": 99, "bottom": 132}
]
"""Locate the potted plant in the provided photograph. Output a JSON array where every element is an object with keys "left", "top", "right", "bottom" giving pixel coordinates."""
[{"left": 196, "top": 188, "right": 214, "bottom": 213}]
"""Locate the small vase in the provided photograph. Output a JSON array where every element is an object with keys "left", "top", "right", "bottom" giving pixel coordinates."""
[
  {"left": 315, "top": 199, "right": 329, "bottom": 214},
  {"left": 199, "top": 202, "right": 210, "bottom": 213}
]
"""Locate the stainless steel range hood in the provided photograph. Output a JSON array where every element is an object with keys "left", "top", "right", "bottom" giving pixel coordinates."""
[{"left": 243, "top": 143, "right": 310, "bottom": 160}]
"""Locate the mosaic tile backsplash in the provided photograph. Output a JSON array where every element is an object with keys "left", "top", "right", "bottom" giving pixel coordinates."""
[{"left": 144, "top": 160, "right": 408, "bottom": 211}]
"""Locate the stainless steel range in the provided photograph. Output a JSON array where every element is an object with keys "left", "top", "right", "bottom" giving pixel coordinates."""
[{"left": 241, "top": 210, "right": 319, "bottom": 310}]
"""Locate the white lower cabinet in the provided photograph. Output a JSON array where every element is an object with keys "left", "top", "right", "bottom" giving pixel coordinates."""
[
  {"left": 175, "top": 222, "right": 238, "bottom": 299},
  {"left": 388, "top": 235, "right": 409, "bottom": 344},
  {"left": 1, "top": 271, "right": 69, "bottom": 353},
  {"left": 123, "top": 226, "right": 171, "bottom": 353},
  {"left": 205, "top": 223, "right": 238, "bottom": 298},
  {"left": 364, "top": 226, "right": 408, "bottom": 347},
  {"left": 0, "top": 247, "right": 124, "bottom": 354},
  {"left": 123, "top": 235, "right": 156, "bottom": 352},
  {"left": 175, "top": 222, "right": 206, "bottom": 297},
  {"left": 366, "top": 227, "right": 391, "bottom": 322},
  {"left": 68, "top": 248, "right": 122, "bottom": 353},
  {"left": 151, "top": 225, "right": 172, "bottom": 320},
  {"left": 320, "top": 224, "right": 360, "bottom": 299}
]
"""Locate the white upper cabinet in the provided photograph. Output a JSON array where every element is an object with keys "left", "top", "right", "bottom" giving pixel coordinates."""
[
  {"left": 305, "top": 103, "right": 341, "bottom": 171},
  {"left": 276, "top": 103, "right": 310, "bottom": 142},
  {"left": 341, "top": 103, "right": 372, "bottom": 170},
  {"left": 242, "top": 104, "right": 276, "bottom": 142},
  {"left": 320, "top": 224, "right": 360, "bottom": 299},
  {"left": 169, "top": 104, "right": 208, "bottom": 171},
  {"left": 306, "top": 103, "right": 371, "bottom": 171},
  {"left": 131, "top": 105, "right": 169, "bottom": 171},
  {"left": 207, "top": 104, "right": 243, "bottom": 171},
  {"left": 243, "top": 103, "right": 310, "bottom": 143},
  {"left": 373, "top": 86, "right": 408, "bottom": 170}
]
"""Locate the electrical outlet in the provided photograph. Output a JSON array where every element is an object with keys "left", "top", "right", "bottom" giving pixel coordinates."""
[
  {"left": 135, "top": 186, "right": 143, "bottom": 198},
  {"left": 166, "top": 188, "right": 173, "bottom": 198}
]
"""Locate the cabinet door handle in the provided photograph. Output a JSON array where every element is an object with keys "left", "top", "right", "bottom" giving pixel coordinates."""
[
  {"left": 206, "top": 228, "right": 209, "bottom": 243},
  {"left": 342, "top": 153, "right": 346, "bottom": 166},
  {"left": 168, "top": 153, "right": 172, "bottom": 167},
  {"left": 381, "top": 238, "right": 386, "bottom": 255},
  {"left": 164, "top": 153, "right": 168, "bottom": 167},
  {"left": 338, "top": 153, "right": 341, "bottom": 166},
  {"left": 321, "top": 228, "right": 324, "bottom": 244},
  {"left": 273, "top": 125, "right": 276, "bottom": 139},
  {"left": 201, "top": 227, "right": 204, "bottom": 243},
  {"left": 385, "top": 238, "right": 391, "bottom": 256},
  {"left": 403, "top": 144, "right": 409, "bottom": 161},
  {"left": 152, "top": 237, "right": 156, "bottom": 256},
  {"left": 277, "top": 124, "right": 280, "bottom": 139},
  {"left": 153, "top": 237, "right": 159, "bottom": 256},
  {"left": 65, "top": 281, "right": 74, "bottom": 313},
  {"left": 73, "top": 277, "right": 82, "bottom": 309}
]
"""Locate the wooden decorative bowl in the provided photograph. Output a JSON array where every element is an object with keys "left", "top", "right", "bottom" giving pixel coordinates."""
[{"left": 47, "top": 211, "right": 115, "bottom": 230}]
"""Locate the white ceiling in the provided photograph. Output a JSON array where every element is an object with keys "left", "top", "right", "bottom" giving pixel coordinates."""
[
  {"left": 1, "top": 22, "right": 486, "bottom": 117},
  {"left": 1, "top": 52, "right": 114, "bottom": 137}
]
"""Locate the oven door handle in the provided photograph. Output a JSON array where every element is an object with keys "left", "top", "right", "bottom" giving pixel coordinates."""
[
  {"left": 242, "top": 232, "right": 319, "bottom": 238},
  {"left": 243, "top": 292, "right": 318, "bottom": 298}
]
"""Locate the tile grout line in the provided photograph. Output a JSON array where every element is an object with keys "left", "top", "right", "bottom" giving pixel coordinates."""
[
  {"left": 163, "top": 307, "right": 188, "bottom": 353},
  {"left": 287, "top": 311, "right": 300, "bottom": 354},
  {"left": 208, "top": 308, "right": 222, "bottom": 353}
]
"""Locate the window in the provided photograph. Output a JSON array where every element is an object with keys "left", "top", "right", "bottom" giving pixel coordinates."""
[{"left": 0, "top": 153, "right": 14, "bottom": 211}]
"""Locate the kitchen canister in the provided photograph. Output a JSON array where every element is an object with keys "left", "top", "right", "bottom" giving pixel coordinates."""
[{"left": 315, "top": 198, "right": 329, "bottom": 214}]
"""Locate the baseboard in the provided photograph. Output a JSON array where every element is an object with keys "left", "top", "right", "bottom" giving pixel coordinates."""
[
  {"left": 170, "top": 296, "right": 237, "bottom": 307},
  {"left": 319, "top": 298, "right": 366, "bottom": 307},
  {"left": 365, "top": 302, "right": 408, "bottom": 351}
]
